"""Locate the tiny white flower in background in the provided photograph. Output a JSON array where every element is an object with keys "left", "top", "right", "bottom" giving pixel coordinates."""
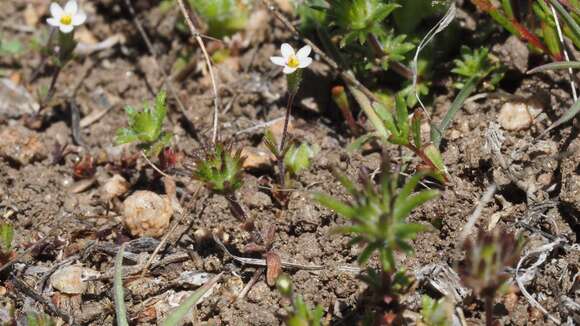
[
  {"left": 47, "top": 1, "right": 87, "bottom": 34},
  {"left": 270, "top": 43, "right": 313, "bottom": 74}
]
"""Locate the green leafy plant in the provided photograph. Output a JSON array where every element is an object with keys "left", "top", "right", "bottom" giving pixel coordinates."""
[
  {"left": 327, "top": 0, "right": 400, "bottom": 47},
  {"left": 0, "top": 223, "right": 13, "bottom": 253},
  {"left": 189, "top": 0, "right": 249, "bottom": 38},
  {"left": 355, "top": 91, "right": 447, "bottom": 182},
  {"left": 193, "top": 142, "right": 248, "bottom": 221},
  {"left": 458, "top": 228, "right": 524, "bottom": 326},
  {"left": 378, "top": 31, "right": 415, "bottom": 70},
  {"left": 0, "top": 223, "right": 14, "bottom": 265},
  {"left": 314, "top": 162, "right": 438, "bottom": 272},
  {"left": 193, "top": 142, "right": 245, "bottom": 195},
  {"left": 431, "top": 46, "right": 504, "bottom": 148},
  {"left": 116, "top": 91, "right": 172, "bottom": 157},
  {"left": 419, "top": 295, "right": 454, "bottom": 326},
  {"left": 451, "top": 46, "right": 504, "bottom": 90},
  {"left": 315, "top": 159, "right": 438, "bottom": 322},
  {"left": 276, "top": 274, "right": 324, "bottom": 326},
  {"left": 283, "top": 142, "right": 319, "bottom": 178},
  {"left": 471, "top": 0, "right": 580, "bottom": 59}
]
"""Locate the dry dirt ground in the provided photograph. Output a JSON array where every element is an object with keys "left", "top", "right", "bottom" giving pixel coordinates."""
[{"left": 0, "top": 1, "right": 578, "bottom": 325}]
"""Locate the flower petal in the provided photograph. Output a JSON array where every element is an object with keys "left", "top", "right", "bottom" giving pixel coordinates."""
[
  {"left": 50, "top": 3, "right": 64, "bottom": 19},
  {"left": 270, "top": 56, "right": 286, "bottom": 66},
  {"left": 280, "top": 43, "right": 294, "bottom": 59},
  {"left": 298, "top": 57, "right": 312, "bottom": 68},
  {"left": 72, "top": 11, "right": 86, "bottom": 25},
  {"left": 46, "top": 17, "right": 60, "bottom": 27},
  {"left": 296, "top": 45, "right": 312, "bottom": 60},
  {"left": 283, "top": 66, "right": 297, "bottom": 74},
  {"left": 60, "top": 24, "right": 74, "bottom": 33},
  {"left": 65, "top": 0, "right": 78, "bottom": 14}
]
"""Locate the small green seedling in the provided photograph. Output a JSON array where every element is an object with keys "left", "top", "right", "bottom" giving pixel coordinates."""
[
  {"left": 116, "top": 91, "right": 172, "bottom": 157},
  {"left": 419, "top": 295, "right": 454, "bottom": 326},
  {"left": 26, "top": 313, "right": 56, "bottom": 326},
  {"left": 359, "top": 94, "right": 447, "bottom": 182},
  {"left": 377, "top": 31, "right": 415, "bottom": 70},
  {"left": 431, "top": 46, "right": 504, "bottom": 148},
  {"left": 0, "top": 223, "right": 14, "bottom": 265},
  {"left": 452, "top": 46, "right": 504, "bottom": 90},
  {"left": 0, "top": 37, "right": 23, "bottom": 56},
  {"left": 192, "top": 142, "right": 245, "bottom": 195},
  {"left": 357, "top": 267, "right": 414, "bottom": 323},
  {"left": 0, "top": 223, "right": 13, "bottom": 253},
  {"left": 276, "top": 274, "right": 324, "bottom": 326},
  {"left": 458, "top": 228, "right": 524, "bottom": 326},
  {"left": 189, "top": 0, "right": 249, "bottom": 38},
  {"left": 315, "top": 161, "right": 438, "bottom": 272},
  {"left": 328, "top": 0, "right": 400, "bottom": 47},
  {"left": 284, "top": 142, "right": 319, "bottom": 178},
  {"left": 193, "top": 142, "right": 248, "bottom": 221}
]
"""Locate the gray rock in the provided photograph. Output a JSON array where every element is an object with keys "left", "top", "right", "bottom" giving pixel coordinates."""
[{"left": 0, "top": 79, "right": 39, "bottom": 119}]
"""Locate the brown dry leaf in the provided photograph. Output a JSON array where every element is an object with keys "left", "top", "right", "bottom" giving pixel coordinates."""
[{"left": 265, "top": 252, "right": 282, "bottom": 286}]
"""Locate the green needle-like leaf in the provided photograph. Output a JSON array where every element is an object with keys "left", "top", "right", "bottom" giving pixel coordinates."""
[
  {"left": 394, "top": 189, "right": 439, "bottom": 221},
  {"left": 161, "top": 273, "right": 222, "bottom": 326}
]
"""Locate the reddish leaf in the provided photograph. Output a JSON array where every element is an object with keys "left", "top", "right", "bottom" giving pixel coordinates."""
[{"left": 265, "top": 252, "right": 282, "bottom": 286}]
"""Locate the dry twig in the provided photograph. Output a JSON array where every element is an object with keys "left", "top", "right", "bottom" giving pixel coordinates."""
[
  {"left": 176, "top": 0, "right": 220, "bottom": 144},
  {"left": 123, "top": 0, "right": 199, "bottom": 141}
]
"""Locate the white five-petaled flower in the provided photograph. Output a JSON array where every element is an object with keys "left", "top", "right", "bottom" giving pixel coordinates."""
[
  {"left": 47, "top": 1, "right": 87, "bottom": 34},
  {"left": 270, "top": 43, "right": 313, "bottom": 74}
]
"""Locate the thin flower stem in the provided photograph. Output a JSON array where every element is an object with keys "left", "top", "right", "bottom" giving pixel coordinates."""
[
  {"left": 277, "top": 92, "right": 296, "bottom": 188},
  {"left": 42, "top": 66, "right": 62, "bottom": 108},
  {"left": 485, "top": 295, "right": 493, "bottom": 326}
]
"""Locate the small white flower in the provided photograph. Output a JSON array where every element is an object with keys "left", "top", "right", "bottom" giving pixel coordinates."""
[
  {"left": 270, "top": 43, "right": 313, "bottom": 74},
  {"left": 47, "top": 1, "right": 86, "bottom": 34}
]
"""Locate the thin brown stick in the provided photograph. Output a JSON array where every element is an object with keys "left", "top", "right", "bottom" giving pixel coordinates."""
[
  {"left": 140, "top": 151, "right": 170, "bottom": 178},
  {"left": 176, "top": 0, "right": 220, "bottom": 144},
  {"left": 213, "top": 234, "right": 361, "bottom": 273},
  {"left": 123, "top": 0, "right": 199, "bottom": 141},
  {"left": 261, "top": 0, "right": 380, "bottom": 103},
  {"left": 11, "top": 275, "right": 75, "bottom": 324},
  {"left": 237, "top": 268, "right": 264, "bottom": 300}
]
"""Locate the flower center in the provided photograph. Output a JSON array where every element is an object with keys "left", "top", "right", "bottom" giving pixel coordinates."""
[
  {"left": 287, "top": 55, "right": 300, "bottom": 68},
  {"left": 60, "top": 15, "right": 72, "bottom": 25}
]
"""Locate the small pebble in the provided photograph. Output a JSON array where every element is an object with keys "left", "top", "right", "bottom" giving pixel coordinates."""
[
  {"left": 101, "top": 174, "right": 130, "bottom": 201},
  {"left": 498, "top": 102, "right": 533, "bottom": 131},
  {"left": 241, "top": 147, "right": 272, "bottom": 170},
  {"left": 122, "top": 191, "right": 173, "bottom": 238},
  {"left": 50, "top": 265, "right": 98, "bottom": 294},
  {"left": 0, "top": 126, "right": 46, "bottom": 165}
]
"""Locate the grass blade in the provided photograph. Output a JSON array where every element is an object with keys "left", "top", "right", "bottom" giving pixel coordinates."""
[
  {"left": 543, "top": 99, "right": 580, "bottom": 135},
  {"left": 431, "top": 76, "right": 478, "bottom": 148},
  {"left": 548, "top": 0, "right": 580, "bottom": 42},
  {"left": 348, "top": 86, "right": 389, "bottom": 140},
  {"left": 527, "top": 61, "right": 580, "bottom": 74},
  {"left": 114, "top": 244, "right": 129, "bottom": 326},
  {"left": 161, "top": 272, "right": 222, "bottom": 326}
]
